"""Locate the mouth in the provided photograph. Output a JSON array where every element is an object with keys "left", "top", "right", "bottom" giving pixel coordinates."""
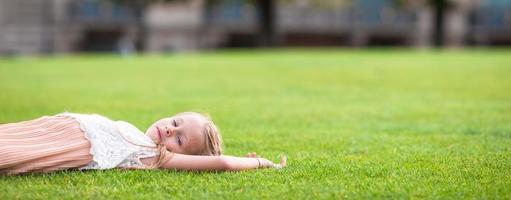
[{"left": 156, "top": 126, "right": 162, "bottom": 142}]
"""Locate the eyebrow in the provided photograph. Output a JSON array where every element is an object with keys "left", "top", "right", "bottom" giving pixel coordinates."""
[{"left": 177, "top": 117, "right": 184, "bottom": 125}]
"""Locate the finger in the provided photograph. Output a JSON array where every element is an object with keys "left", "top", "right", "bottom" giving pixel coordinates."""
[
  {"left": 280, "top": 155, "right": 287, "bottom": 167},
  {"left": 271, "top": 155, "right": 287, "bottom": 169}
]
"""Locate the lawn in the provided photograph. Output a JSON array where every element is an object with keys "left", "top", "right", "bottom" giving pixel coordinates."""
[{"left": 0, "top": 49, "right": 510, "bottom": 199}]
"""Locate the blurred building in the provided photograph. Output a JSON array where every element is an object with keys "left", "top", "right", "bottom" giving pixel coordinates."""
[
  {"left": 0, "top": 0, "right": 510, "bottom": 55},
  {"left": 0, "top": 0, "right": 142, "bottom": 55},
  {"left": 469, "top": 0, "right": 511, "bottom": 45},
  {"left": 144, "top": 0, "right": 205, "bottom": 52}
]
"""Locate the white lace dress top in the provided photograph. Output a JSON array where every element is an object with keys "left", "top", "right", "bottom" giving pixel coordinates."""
[{"left": 58, "top": 112, "right": 159, "bottom": 170}]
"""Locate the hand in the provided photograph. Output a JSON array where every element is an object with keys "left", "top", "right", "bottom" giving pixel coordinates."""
[
  {"left": 246, "top": 152, "right": 259, "bottom": 158},
  {"left": 246, "top": 152, "right": 287, "bottom": 169}
]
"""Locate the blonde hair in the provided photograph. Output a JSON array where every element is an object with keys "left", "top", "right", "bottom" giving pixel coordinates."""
[{"left": 201, "top": 116, "right": 223, "bottom": 156}]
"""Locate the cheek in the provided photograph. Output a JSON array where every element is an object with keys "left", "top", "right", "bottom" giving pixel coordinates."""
[
  {"left": 164, "top": 139, "right": 181, "bottom": 153},
  {"left": 156, "top": 120, "right": 167, "bottom": 128},
  {"left": 164, "top": 140, "right": 173, "bottom": 150}
]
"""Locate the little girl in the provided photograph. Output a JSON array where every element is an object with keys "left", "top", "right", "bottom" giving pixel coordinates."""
[{"left": 0, "top": 112, "right": 286, "bottom": 175}]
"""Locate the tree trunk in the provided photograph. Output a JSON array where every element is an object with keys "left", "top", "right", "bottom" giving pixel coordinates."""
[
  {"left": 432, "top": 0, "right": 447, "bottom": 47},
  {"left": 256, "top": 0, "right": 275, "bottom": 46}
]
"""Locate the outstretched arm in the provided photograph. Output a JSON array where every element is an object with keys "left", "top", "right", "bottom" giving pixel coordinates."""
[{"left": 158, "top": 153, "right": 286, "bottom": 171}]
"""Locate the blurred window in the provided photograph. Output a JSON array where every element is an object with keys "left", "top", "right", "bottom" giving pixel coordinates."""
[
  {"left": 474, "top": 0, "right": 511, "bottom": 28},
  {"left": 70, "top": 0, "right": 140, "bottom": 23}
]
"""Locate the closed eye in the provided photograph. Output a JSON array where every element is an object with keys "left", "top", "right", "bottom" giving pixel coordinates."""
[
  {"left": 177, "top": 135, "right": 182, "bottom": 146},
  {"left": 172, "top": 119, "right": 178, "bottom": 127}
]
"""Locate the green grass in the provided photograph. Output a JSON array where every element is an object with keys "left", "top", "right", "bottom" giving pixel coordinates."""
[{"left": 0, "top": 49, "right": 510, "bottom": 199}]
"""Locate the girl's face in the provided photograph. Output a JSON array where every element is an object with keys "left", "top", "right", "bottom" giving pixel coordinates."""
[{"left": 145, "top": 113, "right": 207, "bottom": 155}]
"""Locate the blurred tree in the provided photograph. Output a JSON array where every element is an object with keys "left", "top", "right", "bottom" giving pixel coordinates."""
[
  {"left": 430, "top": 0, "right": 449, "bottom": 46},
  {"left": 396, "top": 0, "right": 452, "bottom": 46},
  {"left": 256, "top": 0, "right": 275, "bottom": 46},
  {"left": 428, "top": 0, "right": 452, "bottom": 47}
]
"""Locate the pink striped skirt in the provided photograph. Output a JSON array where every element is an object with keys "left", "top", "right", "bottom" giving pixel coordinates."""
[{"left": 0, "top": 115, "right": 93, "bottom": 175}]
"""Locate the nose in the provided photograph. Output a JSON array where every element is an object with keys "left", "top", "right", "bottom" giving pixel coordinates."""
[{"left": 165, "top": 126, "right": 175, "bottom": 137}]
